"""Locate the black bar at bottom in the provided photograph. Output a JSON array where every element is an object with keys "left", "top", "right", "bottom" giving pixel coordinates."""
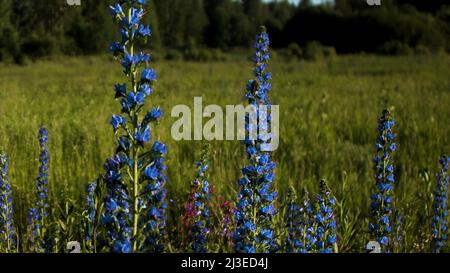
[{"left": 0, "top": 253, "right": 445, "bottom": 272}]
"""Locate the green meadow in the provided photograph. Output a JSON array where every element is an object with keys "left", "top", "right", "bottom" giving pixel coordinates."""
[{"left": 1, "top": 54, "right": 449, "bottom": 252}]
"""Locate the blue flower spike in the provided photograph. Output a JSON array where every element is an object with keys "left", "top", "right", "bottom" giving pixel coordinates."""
[
  {"left": 431, "top": 155, "right": 450, "bottom": 253},
  {"left": 314, "top": 179, "right": 338, "bottom": 253},
  {"left": 187, "top": 143, "right": 212, "bottom": 253},
  {"left": 369, "top": 108, "right": 397, "bottom": 252},
  {"left": 28, "top": 126, "right": 52, "bottom": 253},
  {"left": 100, "top": 0, "right": 167, "bottom": 253},
  {"left": 235, "top": 26, "right": 278, "bottom": 253},
  {"left": 0, "top": 149, "right": 16, "bottom": 253}
]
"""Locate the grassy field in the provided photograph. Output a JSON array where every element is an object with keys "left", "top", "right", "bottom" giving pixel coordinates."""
[{"left": 1, "top": 54, "right": 450, "bottom": 252}]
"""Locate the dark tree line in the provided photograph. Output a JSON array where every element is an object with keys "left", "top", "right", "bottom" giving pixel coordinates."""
[{"left": 0, "top": 0, "right": 449, "bottom": 62}]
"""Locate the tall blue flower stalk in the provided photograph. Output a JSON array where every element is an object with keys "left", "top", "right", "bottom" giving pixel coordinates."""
[
  {"left": 285, "top": 186, "right": 315, "bottom": 253},
  {"left": 84, "top": 181, "right": 97, "bottom": 252},
  {"left": 369, "top": 108, "right": 396, "bottom": 252},
  {"left": 235, "top": 27, "right": 277, "bottom": 253},
  {"left": 187, "top": 144, "right": 211, "bottom": 253},
  {"left": 141, "top": 141, "right": 168, "bottom": 252},
  {"left": 313, "top": 180, "right": 338, "bottom": 253},
  {"left": 100, "top": 0, "right": 167, "bottom": 253},
  {"left": 0, "top": 150, "right": 16, "bottom": 253},
  {"left": 29, "top": 126, "right": 51, "bottom": 252},
  {"left": 101, "top": 155, "right": 132, "bottom": 253},
  {"left": 431, "top": 155, "right": 449, "bottom": 253}
]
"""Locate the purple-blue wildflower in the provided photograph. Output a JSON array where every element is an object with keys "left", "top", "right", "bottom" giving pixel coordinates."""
[
  {"left": 186, "top": 144, "right": 211, "bottom": 253},
  {"left": 141, "top": 68, "right": 157, "bottom": 82},
  {"left": 29, "top": 126, "right": 52, "bottom": 253},
  {"left": 101, "top": 155, "right": 132, "bottom": 253},
  {"left": 284, "top": 186, "right": 315, "bottom": 253},
  {"left": 369, "top": 108, "right": 396, "bottom": 252},
  {"left": 313, "top": 180, "right": 338, "bottom": 253},
  {"left": 0, "top": 150, "right": 16, "bottom": 253},
  {"left": 140, "top": 141, "right": 168, "bottom": 252},
  {"left": 101, "top": 0, "right": 167, "bottom": 253},
  {"left": 138, "top": 25, "right": 152, "bottom": 38},
  {"left": 431, "top": 155, "right": 449, "bottom": 253},
  {"left": 111, "top": 115, "right": 127, "bottom": 131},
  {"left": 84, "top": 181, "right": 97, "bottom": 252},
  {"left": 235, "top": 26, "right": 278, "bottom": 253}
]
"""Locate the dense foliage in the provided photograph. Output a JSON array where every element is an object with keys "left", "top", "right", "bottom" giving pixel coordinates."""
[{"left": 1, "top": 0, "right": 449, "bottom": 62}]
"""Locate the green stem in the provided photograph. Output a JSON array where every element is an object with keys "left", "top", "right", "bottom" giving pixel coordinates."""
[
  {"left": 132, "top": 144, "right": 139, "bottom": 252},
  {"left": 40, "top": 200, "right": 45, "bottom": 252},
  {"left": 128, "top": 7, "right": 140, "bottom": 253},
  {"left": 252, "top": 162, "right": 259, "bottom": 252}
]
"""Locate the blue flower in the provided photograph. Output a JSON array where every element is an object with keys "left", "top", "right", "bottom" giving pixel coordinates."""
[
  {"left": 261, "top": 229, "right": 273, "bottom": 239},
  {"left": 152, "top": 141, "right": 167, "bottom": 155},
  {"left": 390, "top": 143, "right": 397, "bottom": 152},
  {"left": 244, "top": 221, "right": 256, "bottom": 232},
  {"left": 118, "top": 136, "right": 131, "bottom": 151},
  {"left": 141, "top": 143, "right": 168, "bottom": 252},
  {"left": 247, "top": 146, "right": 257, "bottom": 156},
  {"left": 110, "top": 42, "right": 125, "bottom": 56},
  {"left": 139, "top": 84, "right": 153, "bottom": 96},
  {"left": 84, "top": 181, "right": 96, "bottom": 251},
  {"left": 135, "top": 125, "right": 151, "bottom": 144},
  {"left": 235, "top": 27, "right": 277, "bottom": 254},
  {"left": 101, "top": 154, "right": 132, "bottom": 253},
  {"left": 184, "top": 144, "right": 211, "bottom": 253},
  {"left": 145, "top": 107, "right": 163, "bottom": 123},
  {"left": 246, "top": 80, "right": 256, "bottom": 92},
  {"left": 113, "top": 240, "right": 132, "bottom": 253},
  {"left": 0, "top": 150, "right": 16, "bottom": 253},
  {"left": 138, "top": 52, "right": 151, "bottom": 63},
  {"left": 110, "top": 4, "right": 123, "bottom": 16},
  {"left": 114, "top": 83, "right": 127, "bottom": 98},
  {"left": 138, "top": 25, "right": 152, "bottom": 37},
  {"left": 130, "top": 8, "right": 144, "bottom": 26},
  {"left": 244, "top": 246, "right": 256, "bottom": 253},
  {"left": 141, "top": 68, "right": 157, "bottom": 82},
  {"left": 106, "top": 198, "right": 118, "bottom": 212},
  {"left": 111, "top": 115, "right": 127, "bottom": 131},
  {"left": 285, "top": 189, "right": 313, "bottom": 253},
  {"left": 121, "top": 53, "right": 139, "bottom": 71},
  {"left": 431, "top": 155, "right": 449, "bottom": 253},
  {"left": 145, "top": 166, "right": 159, "bottom": 180},
  {"left": 312, "top": 180, "right": 337, "bottom": 253},
  {"left": 239, "top": 177, "right": 250, "bottom": 186},
  {"left": 260, "top": 204, "right": 276, "bottom": 215},
  {"left": 126, "top": 91, "right": 146, "bottom": 109},
  {"left": 28, "top": 126, "right": 52, "bottom": 252},
  {"left": 103, "top": 1, "right": 167, "bottom": 253},
  {"left": 369, "top": 108, "right": 396, "bottom": 252}
]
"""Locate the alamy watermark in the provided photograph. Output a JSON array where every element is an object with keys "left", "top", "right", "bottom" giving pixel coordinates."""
[
  {"left": 366, "top": 241, "right": 381, "bottom": 253},
  {"left": 171, "top": 97, "right": 279, "bottom": 152},
  {"left": 366, "top": 0, "right": 381, "bottom": 6},
  {"left": 67, "top": 0, "right": 81, "bottom": 6},
  {"left": 67, "top": 241, "right": 81, "bottom": 253}
]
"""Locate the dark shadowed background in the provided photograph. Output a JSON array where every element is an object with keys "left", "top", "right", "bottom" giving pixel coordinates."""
[{"left": 0, "top": 0, "right": 449, "bottom": 63}]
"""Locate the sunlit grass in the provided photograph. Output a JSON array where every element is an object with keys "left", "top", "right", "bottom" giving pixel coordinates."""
[{"left": 1, "top": 54, "right": 449, "bottom": 252}]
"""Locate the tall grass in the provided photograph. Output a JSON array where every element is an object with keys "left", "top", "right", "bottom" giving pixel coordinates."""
[{"left": 0, "top": 54, "right": 449, "bottom": 252}]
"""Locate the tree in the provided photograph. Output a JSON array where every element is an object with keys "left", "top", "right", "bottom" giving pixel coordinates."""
[
  {"left": 186, "top": 0, "right": 208, "bottom": 45},
  {"left": 65, "top": 0, "right": 116, "bottom": 54},
  {"left": 0, "top": 0, "right": 20, "bottom": 61}
]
